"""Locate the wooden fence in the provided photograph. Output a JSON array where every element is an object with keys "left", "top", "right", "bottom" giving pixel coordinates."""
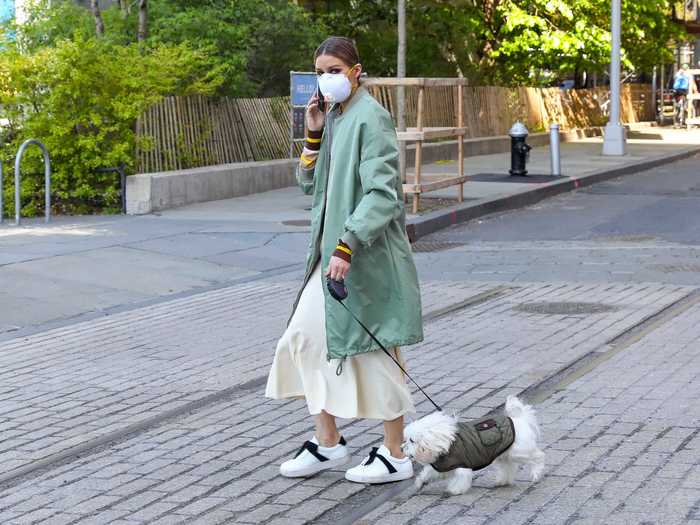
[
  {"left": 367, "top": 83, "right": 653, "bottom": 136},
  {"left": 136, "top": 96, "right": 291, "bottom": 173},
  {"left": 136, "top": 84, "right": 653, "bottom": 173}
]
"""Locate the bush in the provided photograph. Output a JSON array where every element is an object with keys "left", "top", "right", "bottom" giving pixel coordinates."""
[
  {"left": 0, "top": 35, "right": 223, "bottom": 216},
  {"left": 0, "top": 0, "right": 325, "bottom": 218}
]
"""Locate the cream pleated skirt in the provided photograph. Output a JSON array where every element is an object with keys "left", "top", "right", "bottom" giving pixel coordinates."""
[{"left": 265, "top": 263, "right": 415, "bottom": 420}]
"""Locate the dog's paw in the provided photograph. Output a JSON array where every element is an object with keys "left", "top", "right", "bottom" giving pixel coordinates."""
[
  {"left": 530, "top": 468, "right": 544, "bottom": 482},
  {"left": 492, "top": 476, "right": 510, "bottom": 487},
  {"left": 414, "top": 478, "right": 425, "bottom": 490},
  {"left": 445, "top": 485, "right": 468, "bottom": 496}
]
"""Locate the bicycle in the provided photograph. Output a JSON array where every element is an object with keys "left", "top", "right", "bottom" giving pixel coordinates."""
[{"left": 673, "top": 89, "right": 688, "bottom": 128}]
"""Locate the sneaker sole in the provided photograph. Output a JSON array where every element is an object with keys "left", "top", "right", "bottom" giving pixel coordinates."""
[
  {"left": 280, "top": 454, "right": 351, "bottom": 478},
  {"left": 344, "top": 468, "right": 414, "bottom": 484}
]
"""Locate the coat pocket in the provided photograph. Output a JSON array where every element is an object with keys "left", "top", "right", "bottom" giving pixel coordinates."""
[{"left": 474, "top": 419, "right": 502, "bottom": 447}]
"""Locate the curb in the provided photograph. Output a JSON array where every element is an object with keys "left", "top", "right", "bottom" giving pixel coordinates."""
[{"left": 405, "top": 145, "right": 700, "bottom": 242}]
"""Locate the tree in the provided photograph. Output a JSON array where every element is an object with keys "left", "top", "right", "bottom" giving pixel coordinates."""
[
  {"left": 149, "top": 0, "right": 325, "bottom": 96},
  {"left": 0, "top": 35, "right": 224, "bottom": 215},
  {"left": 243, "top": 0, "right": 327, "bottom": 95},
  {"left": 318, "top": 0, "right": 686, "bottom": 86},
  {"left": 90, "top": 0, "right": 104, "bottom": 36},
  {"left": 138, "top": 0, "right": 147, "bottom": 42},
  {"left": 7, "top": 0, "right": 325, "bottom": 97}
]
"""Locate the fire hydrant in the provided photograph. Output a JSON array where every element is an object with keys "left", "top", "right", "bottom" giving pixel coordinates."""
[{"left": 509, "top": 122, "right": 532, "bottom": 177}]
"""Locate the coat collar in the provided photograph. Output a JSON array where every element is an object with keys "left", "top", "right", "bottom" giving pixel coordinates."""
[{"left": 332, "top": 85, "right": 369, "bottom": 120}]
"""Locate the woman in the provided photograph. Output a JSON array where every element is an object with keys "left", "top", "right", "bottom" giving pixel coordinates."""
[{"left": 265, "top": 36, "right": 423, "bottom": 484}]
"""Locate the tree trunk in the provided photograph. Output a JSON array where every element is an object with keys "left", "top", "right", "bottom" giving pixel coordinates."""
[
  {"left": 90, "top": 0, "right": 105, "bottom": 37},
  {"left": 119, "top": 0, "right": 129, "bottom": 15},
  {"left": 138, "top": 0, "right": 148, "bottom": 42}
]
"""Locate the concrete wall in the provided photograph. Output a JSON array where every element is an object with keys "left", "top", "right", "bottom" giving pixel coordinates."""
[
  {"left": 126, "top": 128, "right": 604, "bottom": 215},
  {"left": 126, "top": 159, "right": 298, "bottom": 215}
]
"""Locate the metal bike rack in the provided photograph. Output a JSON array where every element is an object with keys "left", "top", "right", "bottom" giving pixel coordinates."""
[
  {"left": 15, "top": 139, "right": 51, "bottom": 225},
  {"left": 95, "top": 164, "right": 127, "bottom": 214}
]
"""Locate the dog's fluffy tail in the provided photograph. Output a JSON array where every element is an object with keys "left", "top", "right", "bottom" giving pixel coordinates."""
[{"left": 505, "top": 395, "right": 540, "bottom": 440}]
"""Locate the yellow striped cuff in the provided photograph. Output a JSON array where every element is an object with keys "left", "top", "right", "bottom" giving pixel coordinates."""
[{"left": 335, "top": 244, "right": 353, "bottom": 256}]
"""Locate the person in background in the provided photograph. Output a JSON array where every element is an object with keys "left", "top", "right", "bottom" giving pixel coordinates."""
[{"left": 672, "top": 64, "right": 691, "bottom": 127}]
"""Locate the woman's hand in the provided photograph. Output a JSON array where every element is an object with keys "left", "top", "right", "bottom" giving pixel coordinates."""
[
  {"left": 326, "top": 256, "right": 350, "bottom": 282},
  {"left": 306, "top": 92, "right": 326, "bottom": 131}
]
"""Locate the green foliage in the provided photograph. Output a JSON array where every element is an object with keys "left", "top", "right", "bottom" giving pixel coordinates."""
[
  {"left": 0, "top": 35, "right": 223, "bottom": 216},
  {"left": 323, "top": 0, "right": 471, "bottom": 78},
  {"left": 316, "top": 0, "right": 686, "bottom": 86},
  {"left": 9, "top": 0, "right": 326, "bottom": 97},
  {"left": 148, "top": 0, "right": 252, "bottom": 96},
  {"left": 149, "top": 0, "right": 326, "bottom": 97},
  {"left": 243, "top": 1, "right": 327, "bottom": 96},
  {"left": 9, "top": 0, "right": 92, "bottom": 51},
  {"left": 486, "top": 0, "right": 684, "bottom": 86},
  {"left": 0, "top": 0, "right": 688, "bottom": 218}
]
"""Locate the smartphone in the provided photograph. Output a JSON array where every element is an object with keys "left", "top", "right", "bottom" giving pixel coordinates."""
[{"left": 316, "top": 85, "right": 325, "bottom": 113}]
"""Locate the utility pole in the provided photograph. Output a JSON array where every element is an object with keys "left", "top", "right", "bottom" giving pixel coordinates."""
[
  {"left": 397, "top": 0, "right": 407, "bottom": 183},
  {"left": 602, "top": 0, "right": 626, "bottom": 156}
]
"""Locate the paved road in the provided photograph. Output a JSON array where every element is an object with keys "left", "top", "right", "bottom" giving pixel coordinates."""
[
  {"left": 2, "top": 131, "right": 699, "bottom": 338},
  {"left": 0, "top": 156, "right": 699, "bottom": 524},
  {"left": 415, "top": 154, "right": 700, "bottom": 285}
]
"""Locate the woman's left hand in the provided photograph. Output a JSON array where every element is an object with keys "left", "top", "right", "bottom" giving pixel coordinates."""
[{"left": 326, "top": 256, "right": 351, "bottom": 281}]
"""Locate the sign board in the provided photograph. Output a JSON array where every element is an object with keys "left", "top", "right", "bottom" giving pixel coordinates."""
[
  {"left": 291, "top": 73, "right": 317, "bottom": 106},
  {"left": 292, "top": 107, "right": 306, "bottom": 140},
  {"left": 289, "top": 72, "right": 318, "bottom": 156}
]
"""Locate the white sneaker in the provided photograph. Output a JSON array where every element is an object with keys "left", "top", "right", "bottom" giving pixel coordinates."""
[
  {"left": 345, "top": 445, "right": 414, "bottom": 484},
  {"left": 279, "top": 436, "right": 350, "bottom": 477}
]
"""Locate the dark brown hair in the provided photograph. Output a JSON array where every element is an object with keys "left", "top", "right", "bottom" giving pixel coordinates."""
[{"left": 314, "top": 36, "right": 360, "bottom": 67}]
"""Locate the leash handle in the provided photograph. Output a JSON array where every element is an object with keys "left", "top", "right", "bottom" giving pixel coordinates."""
[{"left": 328, "top": 278, "right": 442, "bottom": 412}]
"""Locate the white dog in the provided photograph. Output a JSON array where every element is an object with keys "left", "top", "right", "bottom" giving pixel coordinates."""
[{"left": 402, "top": 396, "right": 545, "bottom": 495}]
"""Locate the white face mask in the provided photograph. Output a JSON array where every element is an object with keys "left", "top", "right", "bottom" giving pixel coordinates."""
[{"left": 318, "top": 70, "right": 354, "bottom": 104}]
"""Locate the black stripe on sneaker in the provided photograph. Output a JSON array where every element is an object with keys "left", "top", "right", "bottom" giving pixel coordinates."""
[
  {"left": 294, "top": 441, "right": 328, "bottom": 462},
  {"left": 339, "top": 436, "right": 347, "bottom": 446},
  {"left": 365, "top": 447, "right": 397, "bottom": 474}
]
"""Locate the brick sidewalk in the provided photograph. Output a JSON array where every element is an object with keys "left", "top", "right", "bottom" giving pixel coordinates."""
[
  {"left": 0, "top": 278, "right": 692, "bottom": 524},
  {"left": 366, "top": 301, "right": 700, "bottom": 525},
  {"left": 0, "top": 278, "right": 497, "bottom": 477}
]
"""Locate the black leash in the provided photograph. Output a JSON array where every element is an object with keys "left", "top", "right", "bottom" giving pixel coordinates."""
[{"left": 327, "top": 277, "right": 442, "bottom": 412}]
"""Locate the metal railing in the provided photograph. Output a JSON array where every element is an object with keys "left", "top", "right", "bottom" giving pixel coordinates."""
[
  {"left": 2, "top": 148, "right": 129, "bottom": 225},
  {"left": 14, "top": 139, "right": 51, "bottom": 225},
  {"left": 95, "top": 164, "right": 127, "bottom": 215}
]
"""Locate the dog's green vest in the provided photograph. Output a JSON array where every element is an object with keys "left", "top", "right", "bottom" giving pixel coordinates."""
[{"left": 431, "top": 416, "right": 516, "bottom": 472}]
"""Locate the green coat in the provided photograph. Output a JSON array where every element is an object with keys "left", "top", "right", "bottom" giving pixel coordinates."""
[
  {"left": 291, "top": 86, "right": 424, "bottom": 362},
  {"left": 431, "top": 416, "right": 516, "bottom": 472}
]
